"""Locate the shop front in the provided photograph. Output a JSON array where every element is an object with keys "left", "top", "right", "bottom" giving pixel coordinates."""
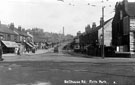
[
  {"left": 25, "top": 42, "right": 35, "bottom": 53},
  {"left": 1, "top": 40, "right": 18, "bottom": 53},
  {"left": 129, "top": 17, "right": 135, "bottom": 56},
  {"left": 29, "top": 42, "right": 35, "bottom": 47}
]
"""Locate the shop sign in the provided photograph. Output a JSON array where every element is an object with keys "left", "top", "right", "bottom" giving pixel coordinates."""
[
  {"left": 130, "top": 32, "right": 135, "bottom": 51},
  {"left": 130, "top": 18, "right": 135, "bottom": 31},
  {"left": 2, "top": 41, "right": 18, "bottom": 48}
]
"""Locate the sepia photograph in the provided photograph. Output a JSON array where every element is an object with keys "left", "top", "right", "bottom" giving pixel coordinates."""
[{"left": 0, "top": 0, "right": 135, "bottom": 85}]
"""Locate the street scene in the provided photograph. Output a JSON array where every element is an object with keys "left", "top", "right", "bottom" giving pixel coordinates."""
[
  {"left": 0, "top": 0, "right": 135, "bottom": 85},
  {"left": 1, "top": 43, "right": 135, "bottom": 85}
]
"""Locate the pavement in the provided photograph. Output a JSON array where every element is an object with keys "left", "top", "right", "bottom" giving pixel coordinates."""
[
  {"left": 2, "top": 47, "right": 54, "bottom": 62},
  {"left": 3, "top": 47, "right": 54, "bottom": 56},
  {"left": 2, "top": 46, "right": 135, "bottom": 63}
]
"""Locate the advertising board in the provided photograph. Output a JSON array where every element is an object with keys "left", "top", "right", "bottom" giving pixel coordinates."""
[{"left": 130, "top": 18, "right": 135, "bottom": 31}]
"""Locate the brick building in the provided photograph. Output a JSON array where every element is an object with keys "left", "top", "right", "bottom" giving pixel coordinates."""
[
  {"left": 112, "top": 0, "right": 135, "bottom": 57},
  {"left": 0, "top": 22, "right": 18, "bottom": 53},
  {"left": 73, "top": 18, "right": 114, "bottom": 57}
]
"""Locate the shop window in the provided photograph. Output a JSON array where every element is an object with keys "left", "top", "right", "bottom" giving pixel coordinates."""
[
  {"left": 0, "top": 36, "right": 4, "bottom": 40},
  {"left": 20, "top": 36, "right": 22, "bottom": 41}
]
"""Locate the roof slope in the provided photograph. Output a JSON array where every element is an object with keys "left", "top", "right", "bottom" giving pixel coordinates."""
[
  {"left": 125, "top": 2, "right": 135, "bottom": 16},
  {"left": 33, "top": 36, "right": 46, "bottom": 43},
  {"left": 89, "top": 18, "right": 113, "bottom": 33},
  {"left": 0, "top": 24, "right": 16, "bottom": 35},
  {"left": 79, "top": 18, "right": 113, "bottom": 37},
  {"left": 14, "top": 28, "right": 29, "bottom": 37}
]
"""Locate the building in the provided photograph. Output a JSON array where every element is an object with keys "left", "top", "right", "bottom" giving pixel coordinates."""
[
  {"left": 73, "top": 35, "right": 81, "bottom": 52},
  {"left": 112, "top": 0, "right": 135, "bottom": 57},
  {"left": 77, "top": 31, "right": 81, "bottom": 37},
  {"left": 33, "top": 36, "right": 47, "bottom": 49},
  {"left": 9, "top": 24, "right": 30, "bottom": 43},
  {"left": 27, "top": 32, "right": 34, "bottom": 42},
  {"left": 73, "top": 31, "right": 82, "bottom": 52},
  {"left": 0, "top": 22, "right": 18, "bottom": 53},
  {"left": 98, "top": 18, "right": 114, "bottom": 56},
  {"left": 75, "top": 24, "right": 98, "bottom": 55},
  {"left": 98, "top": 19, "right": 113, "bottom": 46},
  {"left": 85, "top": 25, "right": 91, "bottom": 33},
  {"left": 73, "top": 18, "right": 114, "bottom": 57},
  {"left": 9, "top": 24, "right": 35, "bottom": 53}
]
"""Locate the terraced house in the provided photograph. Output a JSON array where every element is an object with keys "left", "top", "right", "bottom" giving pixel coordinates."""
[
  {"left": 0, "top": 22, "right": 35, "bottom": 54},
  {"left": 0, "top": 22, "right": 18, "bottom": 53},
  {"left": 73, "top": 18, "right": 114, "bottom": 57},
  {"left": 9, "top": 23, "right": 35, "bottom": 53}
]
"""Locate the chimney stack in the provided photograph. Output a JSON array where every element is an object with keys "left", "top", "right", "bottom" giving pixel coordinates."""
[
  {"left": 22, "top": 28, "right": 25, "bottom": 32},
  {"left": 18, "top": 26, "right": 22, "bottom": 31},
  {"left": 77, "top": 31, "right": 81, "bottom": 37},
  {"left": 9, "top": 23, "right": 15, "bottom": 31},
  {"left": 100, "top": 17, "right": 104, "bottom": 26},
  {"left": 92, "top": 22, "right": 96, "bottom": 29},
  {"left": 85, "top": 24, "right": 91, "bottom": 33}
]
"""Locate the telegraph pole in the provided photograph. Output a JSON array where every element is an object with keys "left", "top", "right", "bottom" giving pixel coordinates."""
[
  {"left": 101, "top": 0, "right": 112, "bottom": 58},
  {"left": 102, "top": 6, "right": 105, "bottom": 59}
]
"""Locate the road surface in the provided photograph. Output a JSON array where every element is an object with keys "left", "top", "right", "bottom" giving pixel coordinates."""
[{"left": 0, "top": 44, "right": 135, "bottom": 85}]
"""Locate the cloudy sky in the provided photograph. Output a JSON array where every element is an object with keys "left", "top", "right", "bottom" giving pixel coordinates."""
[{"left": 0, "top": 0, "right": 134, "bottom": 35}]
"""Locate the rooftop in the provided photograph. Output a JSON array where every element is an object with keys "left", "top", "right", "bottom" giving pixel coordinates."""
[
  {"left": 125, "top": 1, "right": 135, "bottom": 16},
  {"left": 14, "top": 28, "right": 29, "bottom": 37},
  {"left": 0, "top": 24, "right": 17, "bottom": 35},
  {"left": 81, "top": 18, "right": 113, "bottom": 36}
]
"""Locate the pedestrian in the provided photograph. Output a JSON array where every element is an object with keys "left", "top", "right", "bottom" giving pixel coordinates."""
[
  {"left": 27, "top": 47, "right": 30, "bottom": 53},
  {"left": 17, "top": 45, "right": 21, "bottom": 55},
  {"left": 54, "top": 45, "right": 59, "bottom": 53},
  {"left": 0, "top": 42, "right": 4, "bottom": 61},
  {"left": 32, "top": 47, "right": 35, "bottom": 53}
]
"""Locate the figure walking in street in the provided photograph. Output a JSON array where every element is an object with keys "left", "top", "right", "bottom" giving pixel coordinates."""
[
  {"left": 17, "top": 45, "right": 21, "bottom": 55},
  {"left": 54, "top": 45, "right": 59, "bottom": 53},
  {"left": 0, "top": 42, "right": 4, "bottom": 61}
]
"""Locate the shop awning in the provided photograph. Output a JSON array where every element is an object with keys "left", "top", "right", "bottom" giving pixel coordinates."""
[
  {"left": 25, "top": 42, "right": 33, "bottom": 48},
  {"left": 29, "top": 42, "right": 35, "bottom": 47},
  {"left": 2, "top": 41, "right": 18, "bottom": 48}
]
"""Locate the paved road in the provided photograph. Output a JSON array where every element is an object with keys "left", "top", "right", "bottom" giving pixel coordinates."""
[
  {"left": 3, "top": 48, "right": 135, "bottom": 63},
  {"left": 0, "top": 58, "right": 135, "bottom": 85},
  {"left": 0, "top": 43, "right": 135, "bottom": 85}
]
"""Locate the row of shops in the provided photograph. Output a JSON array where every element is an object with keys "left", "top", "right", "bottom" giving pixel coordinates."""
[
  {"left": 1, "top": 40, "right": 35, "bottom": 54},
  {"left": 1, "top": 40, "right": 53, "bottom": 54},
  {"left": 73, "top": 0, "right": 135, "bottom": 57},
  {"left": 0, "top": 22, "right": 53, "bottom": 54}
]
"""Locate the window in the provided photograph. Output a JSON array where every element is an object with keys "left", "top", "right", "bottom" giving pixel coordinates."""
[
  {"left": 20, "top": 36, "right": 23, "bottom": 41},
  {"left": 7, "top": 34, "right": 11, "bottom": 41},
  {"left": 14, "top": 35, "right": 17, "bottom": 41},
  {"left": 0, "top": 35, "right": 4, "bottom": 40},
  {"left": 120, "top": 10, "right": 123, "bottom": 20}
]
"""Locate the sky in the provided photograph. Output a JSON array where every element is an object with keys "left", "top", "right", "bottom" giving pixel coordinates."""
[{"left": 0, "top": 0, "right": 134, "bottom": 35}]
